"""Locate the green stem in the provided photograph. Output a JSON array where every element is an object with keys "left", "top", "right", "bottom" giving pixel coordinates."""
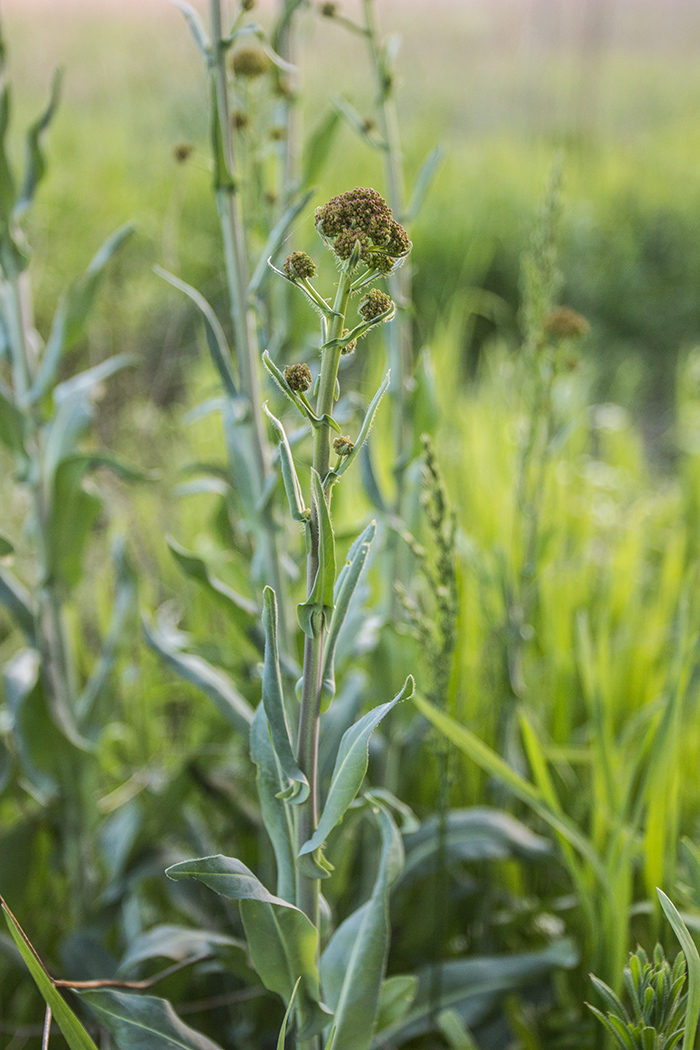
[
  {"left": 209, "top": 0, "right": 291, "bottom": 649},
  {"left": 295, "top": 269, "right": 352, "bottom": 927}
]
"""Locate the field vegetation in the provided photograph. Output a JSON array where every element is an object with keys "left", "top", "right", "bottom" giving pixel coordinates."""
[{"left": 3, "top": 1, "right": 700, "bottom": 1049}]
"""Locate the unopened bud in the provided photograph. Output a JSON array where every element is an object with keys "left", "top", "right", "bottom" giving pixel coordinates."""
[
  {"left": 359, "top": 289, "right": 392, "bottom": 321},
  {"left": 333, "top": 435, "right": 354, "bottom": 457},
  {"left": 284, "top": 363, "right": 313, "bottom": 392},
  {"left": 173, "top": 142, "right": 193, "bottom": 163},
  {"left": 284, "top": 251, "right": 316, "bottom": 281},
  {"left": 231, "top": 47, "right": 270, "bottom": 78}
]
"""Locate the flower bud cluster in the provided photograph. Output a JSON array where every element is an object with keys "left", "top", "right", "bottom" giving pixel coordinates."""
[
  {"left": 284, "top": 251, "right": 316, "bottom": 281},
  {"left": 359, "top": 289, "right": 392, "bottom": 321},
  {"left": 284, "top": 363, "right": 313, "bottom": 392},
  {"left": 315, "top": 187, "right": 410, "bottom": 272},
  {"left": 333, "top": 435, "right": 354, "bottom": 457}
]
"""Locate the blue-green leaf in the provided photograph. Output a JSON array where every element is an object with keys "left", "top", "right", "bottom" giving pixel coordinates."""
[
  {"left": 403, "top": 145, "right": 444, "bottom": 224},
  {"left": 320, "top": 801, "right": 404, "bottom": 1050},
  {"left": 321, "top": 521, "right": 375, "bottom": 707},
  {"left": 0, "top": 565, "right": 35, "bottom": 639},
  {"left": 331, "top": 372, "right": 390, "bottom": 481},
  {"left": 15, "top": 68, "right": 62, "bottom": 217},
  {"left": 167, "top": 537, "right": 259, "bottom": 625},
  {"left": 166, "top": 855, "right": 331, "bottom": 1040},
  {"left": 298, "top": 470, "right": 336, "bottom": 638},
  {"left": 117, "top": 924, "right": 247, "bottom": 977},
  {"left": 30, "top": 227, "right": 134, "bottom": 404},
  {"left": 262, "top": 587, "right": 309, "bottom": 803},
  {"left": 1, "top": 897, "right": 99, "bottom": 1050},
  {"left": 172, "top": 0, "right": 211, "bottom": 60},
  {"left": 0, "top": 384, "right": 25, "bottom": 456},
  {"left": 143, "top": 614, "right": 253, "bottom": 735},
  {"left": 78, "top": 988, "right": 223, "bottom": 1050},
  {"left": 302, "top": 109, "right": 341, "bottom": 189},
  {"left": 300, "top": 676, "right": 413, "bottom": 857},
  {"left": 250, "top": 703, "right": 296, "bottom": 902},
  {"left": 263, "top": 403, "right": 309, "bottom": 523}
]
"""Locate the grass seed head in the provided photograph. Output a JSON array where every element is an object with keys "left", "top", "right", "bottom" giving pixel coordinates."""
[{"left": 284, "top": 363, "right": 313, "bottom": 392}]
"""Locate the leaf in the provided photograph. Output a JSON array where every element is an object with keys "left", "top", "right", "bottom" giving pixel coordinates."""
[
  {"left": 117, "top": 925, "right": 246, "bottom": 977},
  {"left": 320, "top": 801, "right": 404, "bottom": 1050},
  {"left": 302, "top": 109, "right": 341, "bottom": 189},
  {"left": 375, "top": 975, "right": 419, "bottom": 1032},
  {"left": 298, "top": 470, "right": 336, "bottom": 638},
  {"left": 0, "top": 383, "right": 26, "bottom": 455},
  {"left": 250, "top": 703, "right": 296, "bottom": 903},
  {"left": 78, "top": 988, "right": 224, "bottom": 1050},
  {"left": 143, "top": 614, "right": 254, "bottom": 735},
  {"left": 46, "top": 457, "right": 103, "bottom": 589},
  {"left": 0, "top": 533, "right": 13, "bottom": 555},
  {"left": 249, "top": 189, "right": 315, "bottom": 297},
  {"left": 398, "top": 806, "right": 552, "bottom": 888},
  {"left": 166, "top": 855, "right": 331, "bottom": 1040},
  {"left": 333, "top": 95, "right": 380, "bottom": 149},
  {"left": 30, "top": 227, "right": 134, "bottom": 403},
  {"left": 378, "top": 940, "right": 579, "bottom": 1045},
  {"left": 3, "top": 648, "right": 59, "bottom": 801},
  {"left": 167, "top": 537, "right": 259, "bottom": 625},
  {"left": 263, "top": 403, "right": 309, "bottom": 523},
  {"left": 0, "top": 897, "right": 100, "bottom": 1050},
  {"left": 172, "top": 0, "right": 211, "bottom": 60},
  {"left": 277, "top": 978, "right": 301, "bottom": 1050},
  {"left": 209, "top": 70, "right": 235, "bottom": 192},
  {"left": 412, "top": 693, "right": 609, "bottom": 886},
  {"left": 154, "top": 266, "right": 238, "bottom": 400},
  {"left": 15, "top": 67, "right": 62, "bottom": 216},
  {"left": 404, "top": 145, "right": 444, "bottom": 224},
  {"left": 321, "top": 521, "right": 375, "bottom": 707},
  {"left": 300, "top": 676, "right": 413, "bottom": 857},
  {"left": 331, "top": 372, "right": 390, "bottom": 480},
  {"left": 77, "top": 537, "right": 137, "bottom": 725},
  {"left": 262, "top": 587, "right": 309, "bottom": 803},
  {"left": 0, "top": 564, "right": 35, "bottom": 638},
  {"left": 658, "top": 890, "right": 700, "bottom": 1050}
]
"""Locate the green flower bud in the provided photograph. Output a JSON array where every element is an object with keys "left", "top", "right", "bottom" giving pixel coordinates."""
[
  {"left": 284, "top": 363, "right": 313, "bottom": 392},
  {"left": 359, "top": 289, "right": 392, "bottom": 321},
  {"left": 173, "top": 142, "right": 193, "bottom": 163},
  {"left": 333, "top": 435, "right": 354, "bottom": 457},
  {"left": 231, "top": 47, "right": 270, "bottom": 78},
  {"left": 284, "top": 251, "right": 316, "bottom": 281}
]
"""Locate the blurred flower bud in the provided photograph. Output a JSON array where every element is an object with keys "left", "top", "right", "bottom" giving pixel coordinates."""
[
  {"left": 284, "top": 363, "right": 313, "bottom": 392},
  {"left": 359, "top": 288, "right": 393, "bottom": 321}
]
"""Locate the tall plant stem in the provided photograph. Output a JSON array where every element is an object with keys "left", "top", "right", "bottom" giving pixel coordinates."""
[
  {"left": 209, "top": 0, "right": 290, "bottom": 647},
  {"left": 363, "top": 0, "right": 411, "bottom": 496},
  {"left": 295, "top": 270, "right": 352, "bottom": 926}
]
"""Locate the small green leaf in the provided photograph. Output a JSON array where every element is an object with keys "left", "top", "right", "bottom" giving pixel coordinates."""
[
  {"left": 321, "top": 521, "right": 375, "bottom": 707},
  {"left": 0, "top": 565, "right": 34, "bottom": 638},
  {"left": 298, "top": 470, "right": 336, "bottom": 638},
  {"left": 1, "top": 897, "right": 100, "bottom": 1050},
  {"left": 300, "top": 676, "right": 413, "bottom": 857},
  {"left": 209, "top": 71, "right": 235, "bottom": 192},
  {"left": 333, "top": 372, "right": 390, "bottom": 481},
  {"left": 15, "top": 68, "right": 62, "bottom": 217},
  {"left": 302, "top": 109, "right": 341, "bottom": 188},
  {"left": 403, "top": 145, "right": 444, "bottom": 224},
  {"left": 0, "top": 383, "right": 25, "bottom": 455},
  {"left": 166, "top": 855, "right": 331, "bottom": 1040},
  {"left": 0, "top": 533, "right": 13, "bottom": 555},
  {"left": 155, "top": 265, "right": 238, "bottom": 400},
  {"left": 31, "top": 226, "right": 134, "bottom": 403},
  {"left": 143, "top": 614, "right": 254, "bottom": 735},
  {"left": 263, "top": 403, "right": 309, "bottom": 523},
  {"left": 172, "top": 0, "right": 211, "bottom": 60},
  {"left": 262, "top": 586, "right": 309, "bottom": 803},
  {"left": 375, "top": 975, "right": 418, "bottom": 1032},
  {"left": 658, "top": 890, "right": 700, "bottom": 1050},
  {"left": 78, "top": 988, "right": 223, "bottom": 1050},
  {"left": 277, "top": 978, "right": 301, "bottom": 1050},
  {"left": 46, "top": 457, "right": 103, "bottom": 590}
]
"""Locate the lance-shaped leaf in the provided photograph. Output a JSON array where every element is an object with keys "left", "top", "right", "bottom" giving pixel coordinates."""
[
  {"left": 321, "top": 309, "right": 395, "bottom": 352},
  {"left": 0, "top": 564, "right": 35, "bottom": 639},
  {"left": 250, "top": 703, "right": 296, "bottom": 903},
  {"left": 249, "top": 188, "right": 315, "bottom": 297},
  {"left": 77, "top": 537, "right": 137, "bottom": 725},
  {"left": 320, "top": 802, "right": 404, "bottom": 1050},
  {"left": 143, "top": 615, "right": 253, "bottom": 735},
  {"left": 658, "top": 890, "right": 700, "bottom": 1050},
  {"left": 333, "top": 95, "right": 383, "bottom": 149},
  {"left": 276, "top": 978, "right": 301, "bottom": 1050},
  {"left": 263, "top": 403, "right": 309, "bottom": 523},
  {"left": 117, "top": 924, "right": 247, "bottom": 977},
  {"left": 298, "top": 470, "right": 336, "bottom": 638},
  {"left": 1, "top": 897, "right": 99, "bottom": 1050},
  {"left": 209, "top": 70, "right": 235, "bottom": 192},
  {"left": 45, "top": 457, "right": 103, "bottom": 591},
  {"left": 263, "top": 350, "right": 341, "bottom": 433},
  {"left": 78, "top": 989, "right": 223, "bottom": 1050},
  {"left": 302, "top": 109, "right": 341, "bottom": 188},
  {"left": 167, "top": 537, "right": 259, "bottom": 626},
  {"left": 3, "top": 648, "right": 58, "bottom": 801},
  {"left": 166, "top": 855, "right": 331, "bottom": 1040},
  {"left": 326, "top": 373, "right": 390, "bottom": 487},
  {"left": 262, "top": 587, "right": 309, "bottom": 803},
  {"left": 403, "top": 145, "right": 444, "bottom": 224},
  {"left": 154, "top": 266, "right": 238, "bottom": 400},
  {"left": 321, "top": 521, "right": 375, "bottom": 707},
  {"left": 172, "top": 0, "right": 211, "bottom": 60},
  {"left": 30, "top": 226, "right": 134, "bottom": 403},
  {"left": 0, "top": 383, "right": 26, "bottom": 456},
  {"left": 15, "top": 67, "right": 62, "bottom": 217},
  {"left": 300, "top": 676, "right": 413, "bottom": 857}
]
